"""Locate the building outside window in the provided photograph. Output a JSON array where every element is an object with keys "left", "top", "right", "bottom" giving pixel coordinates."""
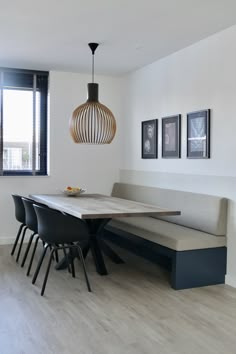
[{"left": 0, "top": 68, "right": 48, "bottom": 176}]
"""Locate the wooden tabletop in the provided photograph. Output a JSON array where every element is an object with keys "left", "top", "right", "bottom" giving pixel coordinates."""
[{"left": 30, "top": 194, "right": 181, "bottom": 220}]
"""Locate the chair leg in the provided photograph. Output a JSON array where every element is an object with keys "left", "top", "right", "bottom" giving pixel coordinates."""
[
  {"left": 32, "top": 244, "right": 49, "bottom": 284},
  {"left": 16, "top": 226, "right": 28, "bottom": 262},
  {"left": 49, "top": 245, "right": 55, "bottom": 261},
  {"left": 27, "top": 236, "right": 40, "bottom": 276},
  {"left": 48, "top": 245, "right": 59, "bottom": 262},
  {"left": 69, "top": 247, "right": 75, "bottom": 278},
  {"left": 41, "top": 249, "right": 55, "bottom": 296},
  {"left": 21, "top": 232, "right": 36, "bottom": 268},
  {"left": 77, "top": 246, "right": 91, "bottom": 292},
  {"left": 11, "top": 224, "right": 25, "bottom": 256}
]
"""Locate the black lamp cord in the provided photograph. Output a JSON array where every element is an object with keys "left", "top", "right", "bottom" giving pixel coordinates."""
[
  {"left": 92, "top": 53, "right": 94, "bottom": 83},
  {"left": 88, "top": 43, "right": 99, "bottom": 84}
]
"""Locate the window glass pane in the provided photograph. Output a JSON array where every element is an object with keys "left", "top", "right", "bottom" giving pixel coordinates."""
[
  {"left": 36, "top": 93, "right": 41, "bottom": 171},
  {"left": 3, "top": 89, "right": 35, "bottom": 171},
  {"left": 0, "top": 68, "right": 48, "bottom": 176}
]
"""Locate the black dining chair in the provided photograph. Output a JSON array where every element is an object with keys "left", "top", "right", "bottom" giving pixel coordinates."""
[
  {"left": 21, "top": 198, "right": 59, "bottom": 274},
  {"left": 21, "top": 197, "right": 38, "bottom": 268},
  {"left": 32, "top": 204, "right": 91, "bottom": 296},
  {"left": 11, "top": 195, "right": 28, "bottom": 262}
]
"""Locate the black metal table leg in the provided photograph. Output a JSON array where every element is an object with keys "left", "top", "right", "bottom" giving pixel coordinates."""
[
  {"left": 55, "top": 218, "right": 123, "bottom": 275},
  {"left": 84, "top": 218, "right": 110, "bottom": 275},
  {"left": 55, "top": 243, "right": 89, "bottom": 270},
  {"left": 100, "top": 239, "right": 125, "bottom": 264},
  {"left": 89, "top": 234, "right": 108, "bottom": 275},
  {"left": 55, "top": 248, "right": 75, "bottom": 270}
]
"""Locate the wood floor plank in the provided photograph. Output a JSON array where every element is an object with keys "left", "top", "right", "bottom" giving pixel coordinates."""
[{"left": 1, "top": 244, "right": 236, "bottom": 354}]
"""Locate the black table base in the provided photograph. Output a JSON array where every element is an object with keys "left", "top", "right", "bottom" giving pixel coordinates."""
[{"left": 55, "top": 218, "right": 124, "bottom": 275}]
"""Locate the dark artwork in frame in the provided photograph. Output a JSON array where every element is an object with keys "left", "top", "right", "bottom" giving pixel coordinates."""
[
  {"left": 187, "top": 109, "right": 210, "bottom": 159},
  {"left": 162, "top": 114, "right": 181, "bottom": 158},
  {"left": 141, "top": 119, "right": 158, "bottom": 159}
]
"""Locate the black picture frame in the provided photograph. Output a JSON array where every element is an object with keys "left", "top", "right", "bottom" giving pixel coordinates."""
[
  {"left": 187, "top": 109, "right": 210, "bottom": 159},
  {"left": 162, "top": 114, "right": 181, "bottom": 158},
  {"left": 141, "top": 119, "right": 158, "bottom": 159}
]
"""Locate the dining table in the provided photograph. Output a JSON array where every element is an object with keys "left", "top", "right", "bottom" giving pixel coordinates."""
[{"left": 30, "top": 193, "right": 181, "bottom": 275}]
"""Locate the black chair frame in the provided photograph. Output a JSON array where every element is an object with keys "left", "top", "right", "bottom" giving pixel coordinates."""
[
  {"left": 11, "top": 195, "right": 29, "bottom": 262},
  {"left": 21, "top": 198, "right": 59, "bottom": 269},
  {"left": 32, "top": 242, "right": 91, "bottom": 296}
]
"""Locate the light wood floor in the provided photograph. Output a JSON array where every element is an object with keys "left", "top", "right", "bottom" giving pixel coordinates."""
[{"left": 1, "top": 243, "right": 236, "bottom": 354}]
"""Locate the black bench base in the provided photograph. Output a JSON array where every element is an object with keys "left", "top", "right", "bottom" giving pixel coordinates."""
[{"left": 103, "top": 227, "right": 227, "bottom": 290}]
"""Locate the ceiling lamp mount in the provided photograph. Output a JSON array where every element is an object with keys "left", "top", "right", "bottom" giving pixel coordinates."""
[
  {"left": 88, "top": 42, "right": 99, "bottom": 55},
  {"left": 70, "top": 42, "right": 116, "bottom": 144}
]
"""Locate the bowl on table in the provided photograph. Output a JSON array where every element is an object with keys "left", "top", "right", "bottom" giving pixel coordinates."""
[{"left": 63, "top": 187, "right": 86, "bottom": 197}]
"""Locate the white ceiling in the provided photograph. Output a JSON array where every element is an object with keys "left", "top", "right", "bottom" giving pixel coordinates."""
[{"left": 1, "top": 0, "right": 236, "bottom": 76}]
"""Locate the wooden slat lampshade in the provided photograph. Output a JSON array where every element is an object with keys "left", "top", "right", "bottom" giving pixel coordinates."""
[
  {"left": 70, "top": 84, "right": 116, "bottom": 144},
  {"left": 69, "top": 43, "right": 116, "bottom": 144}
]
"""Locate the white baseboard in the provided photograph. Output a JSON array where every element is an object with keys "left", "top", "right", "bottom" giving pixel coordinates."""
[
  {"left": 225, "top": 275, "right": 236, "bottom": 288},
  {"left": 0, "top": 235, "right": 31, "bottom": 246},
  {"left": 0, "top": 237, "right": 15, "bottom": 245}
]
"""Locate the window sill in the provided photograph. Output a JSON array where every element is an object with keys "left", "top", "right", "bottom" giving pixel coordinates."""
[{"left": 0, "top": 174, "right": 50, "bottom": 178}]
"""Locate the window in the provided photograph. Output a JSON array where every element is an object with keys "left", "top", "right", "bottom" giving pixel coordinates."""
[{"left": 0, "top": 68, "right": 48, "bottom": 175}]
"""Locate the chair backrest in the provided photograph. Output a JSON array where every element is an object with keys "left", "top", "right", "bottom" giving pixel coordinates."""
[
  {"left": 22, "top": 197, "right": 38, "bottom": 233},
  {"left": 12, "top": 194, "right": 25, "bottom": 224},
  {"left": 33, "top": 204, "right": 90, "bottom": 244}
]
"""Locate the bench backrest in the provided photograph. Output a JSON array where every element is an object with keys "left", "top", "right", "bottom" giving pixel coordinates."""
[{"left": 111, "top": 183, "right": 228, "bottom": 236}]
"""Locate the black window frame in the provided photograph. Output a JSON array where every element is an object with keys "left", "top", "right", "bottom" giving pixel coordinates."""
[{"left": 0, "top": 67, "right": 48, "bottom": 176}]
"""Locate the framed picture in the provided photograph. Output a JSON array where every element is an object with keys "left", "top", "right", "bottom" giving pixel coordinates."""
[
  {"left": 141, "top": 119, "right": 158, "bottom": 159},
  {"left": 187, "top": 109, "right": 210, "bottom": 158},
  {"left": 162, "top": 114, "right": 181, "bottom": 158}
]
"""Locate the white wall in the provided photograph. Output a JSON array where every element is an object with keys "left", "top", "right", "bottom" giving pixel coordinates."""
[
  {"left": 0, "top": 71, "right": 122, "bottom": 243},
  {"left": 3, "top": 24, "right": 236, "bottom": 287},
  {"left": 120, "top": 25, "right": 236, "bottom": 287}
]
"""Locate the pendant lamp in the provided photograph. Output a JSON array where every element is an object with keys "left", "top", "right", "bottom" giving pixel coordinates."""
[{"left": 70, "top": 43, "right": 116, "bottom": 144}]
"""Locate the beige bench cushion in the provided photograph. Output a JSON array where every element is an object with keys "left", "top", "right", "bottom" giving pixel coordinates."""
[
  {"left": 111, "top": 183, "right": 228, "bottom": 236},
  {"left": 107, "top": 217, "right": 226, "bottom": 251}
]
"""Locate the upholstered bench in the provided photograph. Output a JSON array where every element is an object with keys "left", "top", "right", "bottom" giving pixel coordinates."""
[{"left": 104, "top": 183, "right": 228, "bottom": 290}]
